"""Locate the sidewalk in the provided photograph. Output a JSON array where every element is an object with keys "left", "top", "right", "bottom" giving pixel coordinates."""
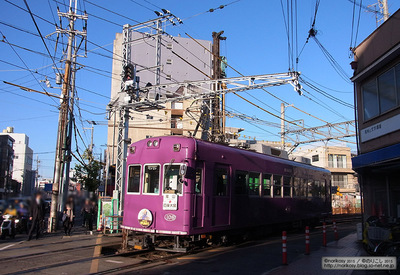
[{"left": 267, "top": 233, "right": 379, "bottom": 275}]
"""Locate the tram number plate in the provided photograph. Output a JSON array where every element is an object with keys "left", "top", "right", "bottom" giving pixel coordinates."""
[{"left": 163, "top": 194, "right": 178, "bottom": 210}]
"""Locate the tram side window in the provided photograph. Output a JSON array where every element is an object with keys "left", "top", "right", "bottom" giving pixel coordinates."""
[
  {"left": 214, "top": 167, "right": 229, "bottom": 196},
  {"left": 315, "top": 180, "right": 321, "bottom": 198},
  {"left": 300, "top": 179, "right": 307, "bottom": 197},
  {"left": 163, "top": 165, "right": 183, "bottom": 195},
  {"left": 195, "top": 168, "right": 202, "bottom": 194},
  {"left": 248, "top": 172, "right": 261, "bottom": 196},
  {"left": 262, "top": 174, "right": 272, "bottom": 197},
  {"left": 307, "top": 180, "right": 316, "bottom": 198},
  {"left": 235, "top": 170, "right": 248, "bottom": 195},
  {"left": 273, "top": 175, "right": 282, "bottom": 198},
  {"left": 127, "top": 165, "right": 141, "bottom": 193},
  {"left": 143, "top": 165, "right": 160, "bottom": 194},
  {"left": 283, "top": 176, "right": 291, "bottom": 197},
  {"left": 323, "top": 180, "right": 329, "bottom": 201},
  {"left": 293, "top": 177, "right": 300, "bottom": 197}
]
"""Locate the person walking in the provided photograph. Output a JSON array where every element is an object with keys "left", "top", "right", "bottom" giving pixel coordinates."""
[
  {"left": 81, "top": 198, "right": 94, "bottom": 235},
  {"left": 63, "top": 198, "right": 75, "bottom": 236},
  {"left": 27, "top": 193, "right": 45, "bottom": 241}
]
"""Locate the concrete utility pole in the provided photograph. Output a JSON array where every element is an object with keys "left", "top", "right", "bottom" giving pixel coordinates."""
[
  {"left": 281, "top": 103, "right": 285, "bottom": 150},
  {"left": 382, "top": 0, "right": 389, "bottom": 21},
  {"left": 59, "top": 54, "right": 78, "bottom": 214},
  {"left": 211, "top": 31, "right": 226, "bottom": 143},
  {"left": 49, "top": 0, "right": 87, "bottom": 232},
  {"left": 84, "top": 124, "right": 95, "bottom": 152},
  {"left": 368, "top": 0, "right": 390, "bottom": 26},
  {"left": 155, "top": 19, "right": 162, "bottom": 99}
]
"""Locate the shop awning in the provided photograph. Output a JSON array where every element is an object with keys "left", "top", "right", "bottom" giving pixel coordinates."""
[{"left": 352, "top": 143, "right": 400, "bottom": 171}]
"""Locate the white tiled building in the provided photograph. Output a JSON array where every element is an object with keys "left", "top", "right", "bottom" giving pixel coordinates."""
[{"left": 0, "top": 127, "right": 35, "bottom": 196}]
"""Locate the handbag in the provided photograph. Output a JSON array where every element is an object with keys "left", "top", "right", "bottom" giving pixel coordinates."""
[{"left": 62, "top": 213, "right": 68, "bottom": 222}]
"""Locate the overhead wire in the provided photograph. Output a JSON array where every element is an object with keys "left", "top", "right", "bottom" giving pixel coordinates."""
[{"left": 0, "top": 30, "right": 59, "bottom": 106}]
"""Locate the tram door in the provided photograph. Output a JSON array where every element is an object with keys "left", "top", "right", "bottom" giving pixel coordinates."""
[
  {"left": 193, "top": 165, "right": 204, "bottom": 228},
  {"left": 212, "top": 164, "right": 230, "bottom": 226}
]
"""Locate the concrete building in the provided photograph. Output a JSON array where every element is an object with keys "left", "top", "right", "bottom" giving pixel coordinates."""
[
  {"left": 351, "top": 9, "right": 400, "bottom": 221},
  {"left": 0, "top": 134, "right": 15, "bottom": 198},
  {"left": 294, "top": 146, "right": 361, "bottom": 214},
  {"left": 0, "top": 127, "right": 35, "bottom": 196},
  {"left": 107, "top": 31, "right": 213, "bottom": 162}
]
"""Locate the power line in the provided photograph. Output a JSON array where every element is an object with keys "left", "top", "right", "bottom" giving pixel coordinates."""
[
  {"left": 0, "top": 31, "right": 59, "bottom": 106},
  {"left": 84, "top": 0, "right": 140, "bottom": 24},
  {"left": 300, "top": 77, "right": 354, "bottom": 108}
]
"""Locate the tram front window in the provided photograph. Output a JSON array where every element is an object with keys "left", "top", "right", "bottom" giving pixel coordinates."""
[
  {"left": 164, "top": 165, "right": 183, "bottom": 195},
  {"left": 143, "top": 165, "right": 160, "bottom": 194}
]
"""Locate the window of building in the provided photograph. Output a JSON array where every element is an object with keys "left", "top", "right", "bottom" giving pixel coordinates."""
[
  {"left": 312, "top": 155, "right": 319, "bottom": 162},
  {"left": 214, "top": 167, "right": 228, "bottom": 196},
  {"left": 362, "top": 79, "right": 379, "bottom": 120},
  {"left": 362, "top": 63, "right": 400, "bottom": 120},
  {"left": 283, "top": 176, "right": 291, "bottom": 197},
  {"left": 273, "top": 175, "right": 282, "bottom": 198},
  {"left": 167, "top": 43, "right": 173, "bottom": 49},
  {"left": 262, "top": 174, "right": 272, "bottom": 196},
  {"left": 195, "top": 168, "right": 202, "bottom": 194},
  {"left": 166, "top": 74, "right": 172, "bottom": 80},
  {"left": 328, "top": 154, "right": 347, "bottom": 168},
  {"left": 248, "top": 172, "right": 261, "bottom": 196},
  {"left": 146, "top": 114, "right": 153, "bottom": 120},
  {"left": 378, "top": 68, "right": 397, "bottom": 113},
  {"left": 396, "top": 64, "right": 400, "bottom": 102},
  {"left": 163, "top": 164, "right": 183, "bottom": 195},
  {"left": 171, "top": 115, "right": 183, "bottom": 129},
  {"left": 127, "top": 165, "right": 141, "bottom": 193},
  {"left": 235, "top": 170, "right": 247, "bottom": 195},
  {"left": 171, "top": 102, "right": 183, "bottom": 109},
  {"left": 332, "top": 174, "right": 348, "bottom": 188},
  {"left": 166, "top": 59, "right": 172, "bottom": 65},
  {"left": 143, "top": 164, "right": 160, "bottom": 194},
  {"left": 146, "top": 135, "right": 152, "bottom": 138}
]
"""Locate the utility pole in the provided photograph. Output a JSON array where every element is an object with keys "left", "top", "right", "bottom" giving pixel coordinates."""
[
  {"left": 211, "top": 31, "right": 226, "bottom": 143},
  {"left": 382, "top": 0, "right": 389, "bottom": 21},
  {"left": 114, "top": 24, "right": 133, "bottom": 214},
  {"left": 281, "top": 103, "right": 285, "bottom": 150},
  {"left": 35, "top": 155, "right": 40, "bottom": 189},
  {"left": 49, "top": 0, "right": 87, "bottom": 232},
  {"left": 155, "top": 18, "right": 162, "bottom": 99},
  {"left": 59, "top": 54, "right": 78, "bottom": 214},
  {"left": 280, "top": 104, "right": 294, "bottom": 151},
  {"left": 84, "top": 125, "right": 95, "bottom": 152},
  {"left": 367, "top": 0, "right": 390, "bottom": 26}
]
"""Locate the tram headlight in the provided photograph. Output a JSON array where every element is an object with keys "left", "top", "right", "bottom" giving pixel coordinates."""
[
  {"left": 173, "top": 143, "right": 181, "bottom": 152},
  {"left": 147, "top": 140, "right": 153, "bottom": 147},
  {"left": 153, "top": 140, "right": 159, "bottom": 147},
  {"left": 129, "top": 146, "right": 136, "bottom": 154}
]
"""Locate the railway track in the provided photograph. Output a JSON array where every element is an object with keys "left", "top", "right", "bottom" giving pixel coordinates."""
[{"left": 0, "top": 219, "right": 360, "bottom": 274}]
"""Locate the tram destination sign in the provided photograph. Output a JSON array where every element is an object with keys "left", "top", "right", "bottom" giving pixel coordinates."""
[{"left": 163, "top": 194, "right": 178, "bottom": 210}]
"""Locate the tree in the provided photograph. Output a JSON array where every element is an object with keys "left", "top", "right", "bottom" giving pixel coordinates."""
[{"left": 74, "top": 150, "right": 102, "bottom": 192}]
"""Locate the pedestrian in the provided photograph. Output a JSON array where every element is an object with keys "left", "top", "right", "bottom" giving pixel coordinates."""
[
  {"left": 27, "top": 192, "right": 45, "bottom": 241},
  {"left": 81, "top": 198, "right": 94, "bottom": 235},
  {"left": 63, "top": 198, "right": 75, "bottom": 236}
]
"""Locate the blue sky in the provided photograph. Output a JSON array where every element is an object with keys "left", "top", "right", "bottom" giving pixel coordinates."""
[{"left": 1, "top": 0, "right": 399, "bottom": 178}]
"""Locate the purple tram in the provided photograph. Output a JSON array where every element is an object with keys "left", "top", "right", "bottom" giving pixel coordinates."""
[{"left": 121, "top": 136, "right": 331, "bottom": 249}]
